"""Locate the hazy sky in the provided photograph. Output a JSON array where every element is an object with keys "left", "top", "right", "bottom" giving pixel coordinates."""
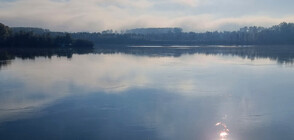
[{"left": 0, "top": 0, "right": 294, "bottom": 32}]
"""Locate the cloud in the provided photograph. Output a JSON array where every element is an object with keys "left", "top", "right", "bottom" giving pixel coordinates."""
[
  {"left": 0, "top": 0, "right": 294, "bottom": 32},
  {"left": 172, "top": 0, "right": 200, "bottom": 7},
  {"left": 173, "top": 15, "right": 294, "bottom": 32}
]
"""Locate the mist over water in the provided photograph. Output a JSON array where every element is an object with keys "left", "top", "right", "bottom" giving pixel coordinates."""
[{"left": 0, "top": 46, "right": 294, "bottom": 140}]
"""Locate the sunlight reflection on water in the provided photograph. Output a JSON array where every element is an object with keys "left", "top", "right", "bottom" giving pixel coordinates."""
[{"left": 216, "top": 122, "right": 230, "bottom": 140}]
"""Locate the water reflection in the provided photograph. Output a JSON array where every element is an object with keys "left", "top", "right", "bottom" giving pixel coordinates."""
[
  {"left": 95, "top": 45, "right": 294, "bottom": 64},
  {"left": 1, "top": 45, "right": 294, "bottom": 68},
  {"left": 216, "top": 122, "right": 230, "bottom": 140},
  {"left": 0, "top": 46, "right": 294, "bottom": 140}
]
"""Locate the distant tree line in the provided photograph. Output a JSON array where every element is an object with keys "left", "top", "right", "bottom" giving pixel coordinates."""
[
  {"left": 68, "top": 22, "right": 294, "bottom": 45},
  {"left": 4, "top": 22, "right": 294, "bottom": 46},
  {"left": 0, "top": 23, "right": 94, "bottom": 49}
]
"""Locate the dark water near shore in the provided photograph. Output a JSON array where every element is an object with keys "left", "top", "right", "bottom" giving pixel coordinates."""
[{"left": 0, "top": 46, "right": 294, "bottom": 140}]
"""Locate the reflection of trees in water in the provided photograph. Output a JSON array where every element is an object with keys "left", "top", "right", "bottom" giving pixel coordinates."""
[
  {"left": 0, "top": 60, "right": 11, "bottom": 69},
  {"left": 0, "top": 48, "right": 94, "bottom": 59},
  {"left": 94, "top": 46, "right": 294, "bottom": 64},
  {"left": 0, "top": 48, "right": 94, "bottom": 69},
  {"left": 0, "top": 46, "right": 294, "bottom": 69}
]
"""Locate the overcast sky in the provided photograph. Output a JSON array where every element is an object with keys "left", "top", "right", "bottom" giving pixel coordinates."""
[{"left": 0, "top": 0, "right": 294, "bottom": 32}]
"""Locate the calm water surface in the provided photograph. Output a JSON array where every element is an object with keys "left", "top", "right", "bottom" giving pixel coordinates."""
[{"left": 0, "top": 47, "right": 294, "bottom": 140}]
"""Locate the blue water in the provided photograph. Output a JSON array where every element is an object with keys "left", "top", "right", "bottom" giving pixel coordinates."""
[{"left": 0, "top": 47, "right": 294, "bottom": 140}]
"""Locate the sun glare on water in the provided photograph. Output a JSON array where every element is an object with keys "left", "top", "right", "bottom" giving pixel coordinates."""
[
  {"left": 220, "top": 131, "right": 228, "bottom": 137},
  {"left": 216, "top": 122, "right": 230, "bottom": 140}
]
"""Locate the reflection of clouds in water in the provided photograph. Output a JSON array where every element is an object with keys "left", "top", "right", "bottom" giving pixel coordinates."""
[
  {"left": 7, "top": 54, "right": 276, "bottom": 95},
  {"left": 0, "top": 53, "right": 290, "bottom": 123}
]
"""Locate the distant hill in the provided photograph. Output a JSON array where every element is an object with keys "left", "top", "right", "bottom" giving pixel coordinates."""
[{"left": 126, "top": 28, "right": 183, "bottom": 34}]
